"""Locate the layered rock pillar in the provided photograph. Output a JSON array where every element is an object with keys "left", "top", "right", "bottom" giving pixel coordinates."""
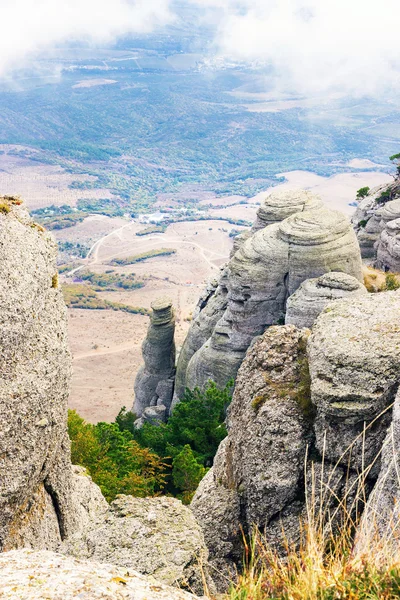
[{"left": 133, "top": 298, "right": 176, "bottom": 424}]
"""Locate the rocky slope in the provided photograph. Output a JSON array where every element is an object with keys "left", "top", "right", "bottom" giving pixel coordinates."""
[{"left": 192, "top": 291, "right": 400, "bottom": 590}]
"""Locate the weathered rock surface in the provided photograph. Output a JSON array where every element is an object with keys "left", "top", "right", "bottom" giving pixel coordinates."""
[
  {"left": 308, "top": 291, "right": 400, "bottom": 472},
  {"left": 172, "top": 272, "right": 228, "bottom": 408},
  {"left": 251, "top": 189, "right": 323, "bottom": 232},
  {"left": 0, "top": 198, "right": 77, "bottom": 551},
  {"left": 191, "top": 325, "right": 313, "bottom": 586},
  {"left": 375, "top": 217, "right": 400, "bottom": 272},
  {"left": 184, "top": 204, "right": 363, "bottom": 393},
  {"left": 352, "top": 182, "right": 400, "bottom": 258},
  {"left": 63, "top": 495, "right": 212, "bottom": 596},
  {"left": 285, "top": 272, "right": 367, "bottom": 329},
  {"left": 133, "top": 298, "right": 176, "bottom": 420},
  {"left": 355, "top": 386, "right": 400, "bottom": 556},
  {"left": 0, "top": 549, "right": 200, "bottom": 600}
]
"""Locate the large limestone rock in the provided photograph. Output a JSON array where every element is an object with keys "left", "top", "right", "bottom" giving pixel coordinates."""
[
  {"left": 285, "top": 272, "right": 367, "bottom": 329},
  {"left": 184, "top": 204, "right": 363, "bottom": 393},
  {"left": 0, "top": 197, "right": 77, "bottom": 551},
  {"left": 355, "top": 386, "right": 400, "bottom": 557},
  {"left": 308, "top": 291, "right": 400, "bottom": 472},
  {"left": 191, "top": 325, "right": 313, "bottom": 587},
  {"left": 0, "top": 549, "right": 200, "bottom": 600},
  {"left": 251, "top": 189, "right": 323, "bottom": 232},
  {"left": 172, "top": 272, "right": 228, "bottom": 408},
  {"left": 63, "top": 495, "right": 212, "bottom": 596},
  {"left": 352, "top": 182, "right": 400, "bottom": 258},
  {"left": 192, "top": 291, "right": 400, "bottom": 591},
  {"left": 375, "top": 217, "right": 400, "bottom": 272},
  {"left": 133, "top": 298, "right": 176, "bottom": 420}
]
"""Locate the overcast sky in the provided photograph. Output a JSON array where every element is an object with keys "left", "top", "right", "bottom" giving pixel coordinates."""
[{"left": 1, "top": 0, "right": 399, "bottom": 97}]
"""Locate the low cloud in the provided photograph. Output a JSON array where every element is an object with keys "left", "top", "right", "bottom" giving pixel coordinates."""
[
  {"left": 1, "top": 0, "right": 399, "bottom": 98},
  {"left": 191, "top": 0, "right": 400, "bottom": 97},
  {"left": 0, "top": 0, "right": 172, "bottom": 76}
]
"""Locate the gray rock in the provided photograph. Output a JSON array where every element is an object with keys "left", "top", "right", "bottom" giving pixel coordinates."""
[
  {"left": 63, "top": 495, "right": 213, "bottom": 596},
  {"left": 251, "top": 189, "right": 324, "bottom": 232},
  {"left": 352, "top": 182, "right": 400, "bottom": 258},
  {"left": 70, "top": 466, "right": 108, "bottom": 530},
  {"left": 172, "top": 271, "right": 228, "bottom": 407},
  {"left": 0, "top": 549, "right": 200, "bottom": 600},
  {"left": 185, "top": 205, "right": 362, "bottom": 392},
  {"left": 191, "top": 325, "right": 313, "bottom": 588},
  {"left": 355, "top": 386, "right": 400, "bottom": 556},
  {"left": 375, "top": 218, "right": 400, "bottom": 272},
  {"left": 133, "top": 298, "right": 176, "bottom": 418},
  {"left": 285, "top": 272, "right": 367, "bottom": 329},
  {"left": 308, "top": 290, "right": 400, "bottom": 472},
  {"left": 0, "top": 199, "right": 77, "bottom": 550}
]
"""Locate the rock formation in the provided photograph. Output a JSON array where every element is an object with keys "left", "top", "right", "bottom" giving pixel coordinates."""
[
  {"left": 0, "top": 198, "right": 212, "bottom": 597},
  {"left": 63, "top": 495, "right": 212, "bottom": 595},
  {"left": 285, "top": 272, "right": 367, "bottom": 329},
  {"left": 0, "top": 197, "right": 77, "bottom": 551},
  {"left": 133, "top": 298, "right": 176, "bottom": 424},
  {"left": 0, "top": 549, "right": 199, "bottom": 600},
  {"left": 375, "top": 217, "right": 400, "bottom": 272},
  {"left": 352, "top": 182, "right": 400, "bottom": 259},
  {"left": 355, "top": 386, "right": 400, "bottom": 558},
  {"left": 181, "top": 198, "right": 363, "bottom": 395},
  {"left": 251, "top": 188, "right": 323, "bottom": 232},
  {"left": 192, "top": 291, "right": 400, "bottom": 590}
]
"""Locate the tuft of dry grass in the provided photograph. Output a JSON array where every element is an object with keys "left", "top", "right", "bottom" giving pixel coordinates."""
[
  {"left": 228, "top": 406, "right": 400, "bottom": 600},
  {"left": 363, "top": 266, "right": 400, "bottom": 293}
]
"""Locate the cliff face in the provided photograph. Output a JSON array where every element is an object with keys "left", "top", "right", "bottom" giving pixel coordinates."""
[
  {"left": 176, "top": 191, "right": 363, "bottom": 398},
  {"left": 0, "top": 198, "right": 77, "bottom": 550},
  {"left": 191, "top": 291, "right": 400, "bottom": 590},
  {"left": 0, "top": 198, "right": 209, "bottom": 599}
]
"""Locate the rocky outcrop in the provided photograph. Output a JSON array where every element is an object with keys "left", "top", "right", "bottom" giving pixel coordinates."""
[
  {"left": 133, "top": 298, "right": 176, "bottom": 423},
  {"left": 172, "top": 272, "right": 228, "bottom": 408},
  {"left": 0, "top": 197, "right": 77, "bottom": 551},
  {"left": 375, "top": 217, "right": 400, "bottom": 272},
  {"left": 251, "top": 188, "right": 323, "bottom": 232},
  {"left": 355, "top": 386, "right": 400, "bottom": 558},
  {"left": 191, "top": 325, "right": 313, "bottom": 586},
  {"left": 0, "top": 549, "right": 200, "bottom": 600},
  {"left": 63, "top": 495, "right": 212, "bottom": 596},
  {"left": 308, "top": 290, "right": 400, "bottom": 472},
  {"left": 192, "top": 291, "right": 400, "bottom": 590},
  {"left": 285, "top": 272, "right": 367, "bottom": 329},
  {"left": 352, "top": 182, "right": 400, "bottom": 258},
  {"left": 183, "top": 203, "right": 363, "bottom": 394}
]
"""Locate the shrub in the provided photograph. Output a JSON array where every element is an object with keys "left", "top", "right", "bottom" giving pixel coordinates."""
[
  {"left": 385, "top": 272, "right": 400, "bottom": 291},
  {"left": 356, "top": 187, "right": 370, "bottom": 199}
]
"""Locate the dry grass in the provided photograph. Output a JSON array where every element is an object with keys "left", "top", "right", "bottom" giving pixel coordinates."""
[
  {"left": 363, "top": 266, "right": 400, "bottom": 293},
  {"left": 228, "top": 406, "right": 400, "bottom": 600}
]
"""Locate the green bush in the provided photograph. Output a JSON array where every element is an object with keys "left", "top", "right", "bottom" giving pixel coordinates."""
[{"left": 356, "top": 186, "right": 370, "bottom": 199}]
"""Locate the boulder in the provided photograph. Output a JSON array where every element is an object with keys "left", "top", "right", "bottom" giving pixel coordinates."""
[
  {"left": 191, "top": 325, "right": 313, "bottom": 587},
  {"left": 63, "top": 495, "right": 212, "bottom": 596},
  {"left": 285, "top": 272, "right": 367, "bottom": 329},
  {"left": 133, "top": 298, "right": 176, "bottom": 419},
  {"left": 308, "top": 291, "right": 400, "bottom": 472},
  {"left": 0, "top": 549, "right": 199, "bottom": 600},
  {"left": 0, "top": 197, "right": 77, "bottom": 550}
]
